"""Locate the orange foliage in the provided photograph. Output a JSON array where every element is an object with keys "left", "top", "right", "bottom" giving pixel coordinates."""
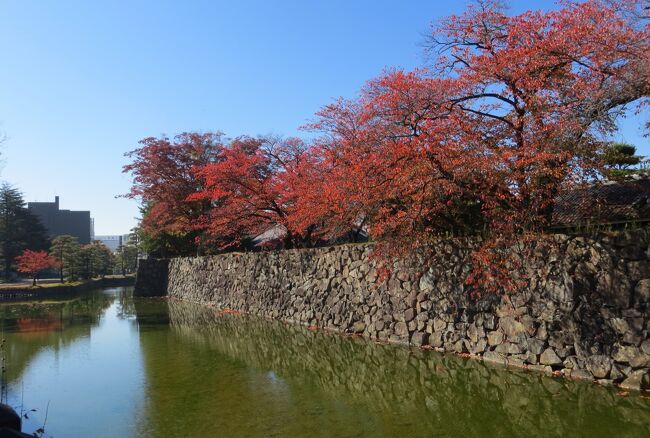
[
  {"left": 16, "top": 250, "right": 58, "bottom": 285},
  {"left": 124, "top": 0, "right": 649, "bottom": 294}
]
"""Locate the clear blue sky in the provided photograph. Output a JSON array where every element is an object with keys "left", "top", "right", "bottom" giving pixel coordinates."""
[{"left": 0, "top": 0, "right": 647, "bottom": 235}]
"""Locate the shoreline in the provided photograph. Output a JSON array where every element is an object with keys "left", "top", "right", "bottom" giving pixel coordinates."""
[{"left": 0, "top": 276, "right": 135, "bottom": 301}]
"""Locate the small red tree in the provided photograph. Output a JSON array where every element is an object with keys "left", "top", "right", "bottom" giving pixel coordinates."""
[{"left": 16, "top": 250, "right": 58, "bottom": 286}]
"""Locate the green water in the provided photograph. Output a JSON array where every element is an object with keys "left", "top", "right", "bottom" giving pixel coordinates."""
[{"left": 0, "top": 287, "right": 648, "bottom": 437}]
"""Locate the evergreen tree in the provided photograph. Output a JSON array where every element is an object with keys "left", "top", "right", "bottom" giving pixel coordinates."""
[
  {"left": 76, "top": 245, "right": 93, "bottom": 280},
  {"left": 0, "top": 183, "right": 50, "bottom": 280},
  {"left": 76, "top": 241, "right": 114, "bottom": 279},
  {"left": 50, "top": 235, "right": 81, "bottom": 282},
  {"left": 604, "top": 142, "right": 642, "bottom": 169},
  {"left": 115, "top": 240, "right": 139, "bottom": 275},
  {"left": 94, "top": 243, "right": 115, "bottom": 278},
  {"left": 603, "top": 142, "right": 644, "bottom": 179}
]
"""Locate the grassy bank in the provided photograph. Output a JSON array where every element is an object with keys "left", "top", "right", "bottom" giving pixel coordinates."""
[{"left": 0, "top": 275, "right": 135, "bottom": 300}]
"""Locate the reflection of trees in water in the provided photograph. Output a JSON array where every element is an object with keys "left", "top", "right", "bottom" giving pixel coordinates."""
[
  {"left": 114, "top": 287, "right": 137, "bottom": 320},
  {"left": 158, "top": 300, "right": 650, "bottom": 438},
  {"left": 0, "top": 291, "right": 114, "bottom": 384}
]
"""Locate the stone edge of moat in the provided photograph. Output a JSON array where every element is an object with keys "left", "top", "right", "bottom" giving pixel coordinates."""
[{"left": 136, "top": 230, "right": 650, "bottom": 392}]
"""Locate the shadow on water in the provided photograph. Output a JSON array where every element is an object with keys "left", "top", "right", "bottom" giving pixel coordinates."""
[{"left": 135, "top": 298, "right": 650, "bottom": 438}]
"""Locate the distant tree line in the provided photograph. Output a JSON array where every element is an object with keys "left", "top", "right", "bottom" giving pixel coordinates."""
[{"left": 0, "top": 182, "right": 140, "bottom": 285}]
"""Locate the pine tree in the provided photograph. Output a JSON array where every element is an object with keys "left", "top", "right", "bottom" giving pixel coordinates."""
[
  {"left": 76, "top": 241, "right": 114, "bottom": 279},
  {"left": 0, "top": 183, "right": 50, "bottom": 280},
  {"left": 50, "top": 235, "right": 81, "bottom": 282},
  {"left": 603, "top": 142, "right": 644, "bottom": 179}
]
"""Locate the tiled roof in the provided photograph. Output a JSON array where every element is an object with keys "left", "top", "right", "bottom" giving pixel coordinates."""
[{"left": 552, "top": 177, "right": 650, "bottom": 227}]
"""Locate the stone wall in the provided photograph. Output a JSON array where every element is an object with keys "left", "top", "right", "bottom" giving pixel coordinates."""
[
  {"left": 134, "top": 258, "right": 169, "bottom": 297},
  {"left": 139, "top": 230, "right": 650, "bottom": 389}
]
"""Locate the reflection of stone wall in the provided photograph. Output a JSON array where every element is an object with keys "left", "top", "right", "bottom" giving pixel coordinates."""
[
  {"left": 161, "top": 231, "right": 649, "bottom": 389},
  {"left": 167, "top": 300, "right": 650, "bottom": 437}
]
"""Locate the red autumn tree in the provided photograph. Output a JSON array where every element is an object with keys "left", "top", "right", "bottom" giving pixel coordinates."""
[
  {"left": 122, "top": 0, "right": 648, "bottom": 296},
  {"left": 191, "top": 136, "right": 314, "bottom": 249},
  {"left": 16, "top": 250, "right": 58, "bottom": 286},
  {"left": 301, "top": 0, "right": 649, "bottom": 293},
  {"left": 288, "top": 99, "right": 380, "bottom": 243},
  {"left": 123, "top": 132, "right": 224, "bottom": 256}
]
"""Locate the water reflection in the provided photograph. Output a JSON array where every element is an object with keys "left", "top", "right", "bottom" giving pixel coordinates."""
[
  {"left": 0, "top": 290, "right": 647, "bottom": 438},
  {"left": 1, "top": 288, "right": 144, "bottom": 438},
  {"left": 135, "top": 299, "right": 650, "bottom": 438},
  {"left": 0, "top": 291, "right": 113, "bottom": 384}
]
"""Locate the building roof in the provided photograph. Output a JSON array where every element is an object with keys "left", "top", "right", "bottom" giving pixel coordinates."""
[
  {"left": 251, "top": 224, "right": 287, "bottom": 248},
  {"left": 552, "top": 176, "right": 650, "bottom": 227}
]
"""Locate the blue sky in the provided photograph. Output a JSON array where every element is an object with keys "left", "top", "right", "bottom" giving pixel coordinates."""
[{"left": 0, "top": 0, "right": 647, "bottom": 235}]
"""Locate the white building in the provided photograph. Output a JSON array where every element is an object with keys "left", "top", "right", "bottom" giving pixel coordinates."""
[{"left": 95, "top": 234, "right": 131, "bottom": 252}]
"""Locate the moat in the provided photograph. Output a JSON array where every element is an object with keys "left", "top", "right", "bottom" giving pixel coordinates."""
[{"left": 1, "top": 287, "right": 648, "bottom": 437}]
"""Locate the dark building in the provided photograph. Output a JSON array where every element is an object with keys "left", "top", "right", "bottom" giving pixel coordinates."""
[{"left": 27, "top": 196, "right": 92, "bottom": 244}]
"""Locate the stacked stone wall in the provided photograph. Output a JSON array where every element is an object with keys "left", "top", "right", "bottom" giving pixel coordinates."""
[
  {"left": 134, "top": 258, "right": 168, "bottom": 297},
  {"left": 137, "top": 230, "right": 650, "bottom": 389}
]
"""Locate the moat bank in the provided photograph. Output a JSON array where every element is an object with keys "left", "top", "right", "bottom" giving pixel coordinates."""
[
  {"left": 0, "top": 276, "right": 135, "bottom": 301},
  {"left": 136, "top": 230, "right": 650, "bottom": 390}
]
